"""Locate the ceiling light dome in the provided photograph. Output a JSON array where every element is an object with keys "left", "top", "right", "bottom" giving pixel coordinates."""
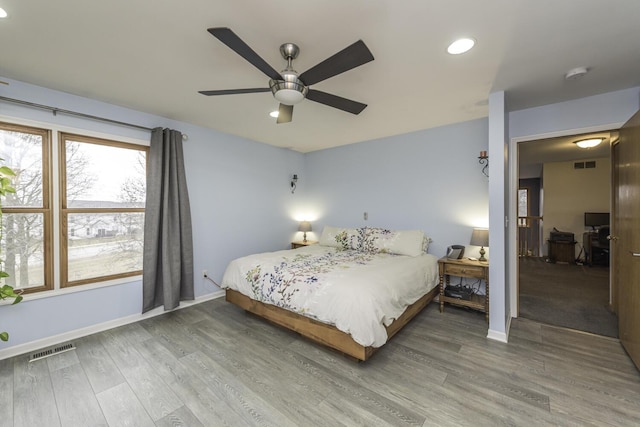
[
  {"left": 574, "top": 138, "right": 603, "bottom": 149},
  {"left": 447, "top": 38, "right": 475, "bottom": 55},
  {"left": 269, "top": 69, "right": 308, "bottom": 105}
]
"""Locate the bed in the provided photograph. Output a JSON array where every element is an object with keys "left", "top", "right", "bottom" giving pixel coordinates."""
[{"left": 221, "top": 226, "right": 439, "bottom": 361}]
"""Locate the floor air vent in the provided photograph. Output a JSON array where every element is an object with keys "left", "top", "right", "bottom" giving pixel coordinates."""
[{"left": 29, "top": 343, "right": 76, "bottom": 362}]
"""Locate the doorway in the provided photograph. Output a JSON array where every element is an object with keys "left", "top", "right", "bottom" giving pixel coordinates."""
[{"left": 516, "top": 131, "right": 617, "bottom": 337}]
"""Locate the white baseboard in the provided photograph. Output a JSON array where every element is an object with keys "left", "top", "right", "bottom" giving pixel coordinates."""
[
  {"left": 487, "top": 327, "right": 509, "bottom": 343},
  {"left": 0, "top": 290, "right": 225, "bottom": 361}
]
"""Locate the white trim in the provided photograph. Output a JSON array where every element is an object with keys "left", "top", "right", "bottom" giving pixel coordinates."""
[
  {"left": 487, "top": 328, "right": 508, "bottom": 343},
  {"left": 508, "top": 122, "right": 624, "bottom": 318},
  {"left": 0, "top": 113, "right": 149, "bottom": 147},
  {"left": 2, "top": 275, "right": 143, "bottom": 305},
  {"left": 0, "top": 291, "right": 225, "bottom": 360}
]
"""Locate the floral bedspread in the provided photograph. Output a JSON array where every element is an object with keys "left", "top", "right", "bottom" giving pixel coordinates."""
[{"left": 221, "top": 245, "right": 438, "bottom": 347}]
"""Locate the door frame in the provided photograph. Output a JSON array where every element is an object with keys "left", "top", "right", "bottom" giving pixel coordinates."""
[{"left": 508, "top": 123, "right": 625, "bottom": 317}]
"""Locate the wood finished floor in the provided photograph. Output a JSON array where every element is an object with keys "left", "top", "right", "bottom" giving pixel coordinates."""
[{"left": 2, "top": 298, "right": 640, "bottom": 427}]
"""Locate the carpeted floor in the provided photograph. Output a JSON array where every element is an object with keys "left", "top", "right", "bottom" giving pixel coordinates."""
[{"left": 519, "top": 257, "right": 618, "bottom": 337}]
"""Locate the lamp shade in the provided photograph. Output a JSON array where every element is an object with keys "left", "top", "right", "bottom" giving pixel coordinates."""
[
  {"left": 298, "top": 221, "right": 312, "bottom": 232},
  {"left": 470, "top": 228, "right": 489, "bottom": 247}
]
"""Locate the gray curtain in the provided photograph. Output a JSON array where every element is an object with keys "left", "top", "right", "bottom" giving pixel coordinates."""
[{"left": 142, "top": 127, "right": 194, "bottom": 313}]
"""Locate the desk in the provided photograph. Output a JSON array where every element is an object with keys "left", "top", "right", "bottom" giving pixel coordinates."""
[{"left": 583, "top": 232, "right": 609, "bottom": 266}]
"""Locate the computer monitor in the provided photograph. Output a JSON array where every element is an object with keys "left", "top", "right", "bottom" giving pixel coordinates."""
[{"left": 584, "top": 212, "right": 609, "bottom": 230}]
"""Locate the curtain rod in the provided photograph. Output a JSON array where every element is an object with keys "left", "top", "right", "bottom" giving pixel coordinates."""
[{"left": 0, "top": 95, "right": 188, "bottom": 139}]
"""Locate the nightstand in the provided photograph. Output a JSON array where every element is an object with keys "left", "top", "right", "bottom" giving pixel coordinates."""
[
  {"left": 291, "top": 240, "right": 317, "bottom": 249},
  {"left": 438, "top": 257, "right": 489, "bottom": 323}
]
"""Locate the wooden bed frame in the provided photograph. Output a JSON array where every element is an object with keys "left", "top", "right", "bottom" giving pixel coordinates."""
[{"left": 225, "top": 286, "right": 439, "bottom": 361}]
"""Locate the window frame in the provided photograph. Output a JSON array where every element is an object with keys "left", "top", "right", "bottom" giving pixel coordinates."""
[
  {"left": 518, "top": 187, "right": 530, "bottom": 217},
  {"left": 59, "top": 132, "right": 148, "bottom": 288},
  {"left": 0, "top": 121, "right": 54, "bottom": 294},
  {"left": 518, "top": 187, "right": 531, "bottom": 228}
]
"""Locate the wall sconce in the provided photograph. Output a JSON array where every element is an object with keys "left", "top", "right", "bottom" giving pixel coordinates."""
[
  {"left": 478, "top": 151, "right": 489, "bottom": 178},
  {"left": 291, "top": 174, "right": 298, "bottom": 193},
  {"left": 298, "top": 221, "right": 312, "bottom": 242}
]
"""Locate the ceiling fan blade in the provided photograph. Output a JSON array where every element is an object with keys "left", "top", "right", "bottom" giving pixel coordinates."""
[
  {"left": 207, "top": 27, "right": 282, "bottom": 80},
  {"left": 299, "top": 40, "right": 374, "bottom": 86},
  {"left": 277, "top": 104, "right": 293, "bottom": 124},
  {"left": 306, "top": 90, "right": 367, "bottom": 115},
  {"left": 199, "top": 88, "right": 270, "bottom": 96}
]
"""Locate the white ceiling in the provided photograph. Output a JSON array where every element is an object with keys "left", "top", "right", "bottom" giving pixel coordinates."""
[
  {"left": 1, "top": 0, "right": 639, "bottom": 153},
  {"left": 518, "top": 131, "right": 614, "bottom": 179}
]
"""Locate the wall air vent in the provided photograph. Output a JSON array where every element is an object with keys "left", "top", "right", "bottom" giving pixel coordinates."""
[
  {"left": 574, "top": 161, "right": 596, "bottom": 169},
  {"left": 29, "top": 343, "right": 76, "bottom": 362}
]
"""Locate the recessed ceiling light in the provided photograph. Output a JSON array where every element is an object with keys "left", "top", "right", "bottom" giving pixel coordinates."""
[
  {"left": 0, "top": 8, "right": 8, "bottom": 18},
  {"left": 269, "top": 110, "right": 279, "bottom": 118},
  {"left": 447, "top": 38, "right": 475, "bottom": 55},
  {"left": 574, "top": 138, "right": 603, "bottom": 149}
]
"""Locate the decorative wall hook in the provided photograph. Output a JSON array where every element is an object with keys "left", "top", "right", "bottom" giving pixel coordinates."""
[
  {"left": 478, "top": 151, "right": 489, "bottom": 178},
  {"left": 291, "top": 174, "right": 298, "bottom": 193}
]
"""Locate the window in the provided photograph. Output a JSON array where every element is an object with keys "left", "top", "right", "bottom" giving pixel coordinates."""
[
  {"left": 0, "top": 123, "right": 53, "bottom": 293},
  {"left": 518, "top": 188, "right": 529, "bottom": 217},
  {"left": 0, "top": 121, "right": 147, "bottom": 293},
  {"left": 518, "top": 188, "right": 529, "bottom": 227},
  {"left": 60, "top": 133, "right": 147, "bottom": 287}
]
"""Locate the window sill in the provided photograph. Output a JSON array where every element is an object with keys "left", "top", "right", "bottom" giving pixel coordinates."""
[{"left": 0, "top": 275, "right": 143, "bottom": 305}]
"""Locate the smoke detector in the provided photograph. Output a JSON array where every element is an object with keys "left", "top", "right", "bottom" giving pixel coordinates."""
[{"left": 565, "top": 67, "right": 589, "bottom": 81}]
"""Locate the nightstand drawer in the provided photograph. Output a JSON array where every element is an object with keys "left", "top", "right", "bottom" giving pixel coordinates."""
[{"left": 445, "top": 264, "right": 484, "bottom": 278}]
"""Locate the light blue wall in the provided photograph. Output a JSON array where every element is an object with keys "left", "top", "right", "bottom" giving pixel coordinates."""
[
  {"left": 304, "top": 118, "right": 490, "bottom": 258},
  {"left": 0, "top": 77, "right": 305, "bottom": 351},
  {"left": 509, "top": 87, "right": 640, "bottom": 139}
]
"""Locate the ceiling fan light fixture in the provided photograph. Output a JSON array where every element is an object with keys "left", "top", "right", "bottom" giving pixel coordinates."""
[
  {"left": 269, "top": 76, "right": 308, "bottom": 105},
  {"left": 574, "top": 138, "right": 603, "bottom": 149},
  {"left": 201, "top": 28, "right": 374, "bottom": 123},
  {"left": 273, "top": 87, "right": 306, "bottom": 105}
]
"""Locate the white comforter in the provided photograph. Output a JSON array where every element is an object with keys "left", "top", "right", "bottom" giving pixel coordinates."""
[{"left": 221, "top": 245, "right": 439, "bottom": 347}]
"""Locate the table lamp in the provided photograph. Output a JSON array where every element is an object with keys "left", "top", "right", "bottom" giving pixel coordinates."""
[
  {"left": 470, "top": 228, "right": 489, "bottom": 262},
  {"left": 298, "top": 221, "right": 312, "bottom": 243}
]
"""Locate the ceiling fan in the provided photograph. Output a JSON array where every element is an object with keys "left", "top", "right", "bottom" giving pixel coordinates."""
[{"left": 199, "top": 27, "right": 374, "bottom": 124}]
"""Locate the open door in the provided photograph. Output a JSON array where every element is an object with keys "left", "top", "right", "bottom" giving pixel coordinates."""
[{"left": 615, "top": 109, "right": 640, "bottom": 370}]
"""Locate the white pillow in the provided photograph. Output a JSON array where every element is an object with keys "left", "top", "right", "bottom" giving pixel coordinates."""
[
  {"left": 359, "top": 227, "right": 425, "bottom": 257},
  {"left": 318, "top": 226, "right": 359, "bottom": 250}
]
